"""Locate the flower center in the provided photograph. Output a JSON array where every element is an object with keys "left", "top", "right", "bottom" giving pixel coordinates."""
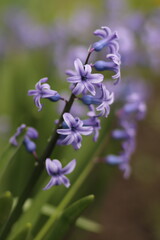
[
  {"left": 71, "top": 126, "right": 77, "bottom": 132},
  {"left": 81, "top": 76, "right": 87, "bottom": 81}
]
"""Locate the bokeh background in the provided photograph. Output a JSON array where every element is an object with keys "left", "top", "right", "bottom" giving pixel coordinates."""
[{"left": 0, "top": 0, "right": 160, "bottom": 239}]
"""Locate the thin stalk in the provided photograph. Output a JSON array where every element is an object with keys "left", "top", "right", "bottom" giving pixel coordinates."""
[{"left": 0, "top": 50, "right": 93, "bottom": 240}]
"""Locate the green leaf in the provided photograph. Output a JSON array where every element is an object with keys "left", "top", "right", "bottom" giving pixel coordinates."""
[
  {"left": 42, "top": 203, "right": 103, "bottom": 233},
  {"left": 76, "top": 217, "right": 103, "bottom": 233},
  {"left": 0, "top": 191, "right": 13, "bottom": 232},
  {"left": 46, "top": 195, "right": 95, "bottom": 240},
  {"left": 0, "top": 129, "right": 26, "bottom": 181},
  {"left": 12, "top": 223, "right": 33, "bottom": 240}
]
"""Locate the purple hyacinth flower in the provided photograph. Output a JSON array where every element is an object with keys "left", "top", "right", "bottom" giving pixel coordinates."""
[
  {"left": 92, "top": 26, "right": 119, "bottom": 53},
  {"left": 112, "top": 129, "right": 130, "bottom": 140},
  {"left": 83, "top": 110, "right": 101, "bottom": 142},
  {"left": 80, "top": 95, "right": 102, "bottom": 105},
  {"left": 66, "top": 58, "right": 104, "bottom": 96},
  {"left": 106, "top": 153, "right": 131, "bottom": 179},
  {"left": 24, "top": 127, "right": 39, "bottom": 152},
  {"left": 57, "top": 113, "right": 93, "bottom": 150},
  {"left": 106, "top": 154, "right": 124, "bottom": 165},
  {"left": 27, "top": 127, "right": 39, "bottom": 139},
  {"left": 96, "top": 85, "right": 114, "bottom": 117},
  {"left": 28, "top": 77, "right": 61, "bottom": 111},
  {"left": 23, "top": 136, "right": 37, "bottom": 153},
  {"left": 123, "top": 93, "right": 147, "bottom": 120},
  {"left": 94, "top": 53, "right": 121, "bottom": 84},
  {"left": 112, "top": 127, "right": 135, "bottom": 140},
  {"left": 43, "top": 158, "right": 76, "bottom": 189},
  {"left": 9, "top": 124, "right": 38, "bottom": 153},
  {"left": 9, "top": 124, "right": 26, "bottom": 146}
]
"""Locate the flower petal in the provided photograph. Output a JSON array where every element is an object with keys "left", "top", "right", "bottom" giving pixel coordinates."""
[
  {"left": 34, "top": 96, "right": 42, "bottom": 111},
  {"left": 73, "top": 132, "right": 82, "bottom": 145},
  {"left": 84, "top": 64, "right": 92, "bottom": 74},
  {"left": 84, "top": 82, "right": 96, "bottom": 95},
  {"left": 93, "top": 29, "right": 107, "bottom": 38},
  {"left": 78, "top": 126, "right": 93, "bottom": 135},
  {"left": 45, "top": 158, "right": 59, "bottom": 176},
  {"left": 87, "top": 73, "right": 104, "bottom": 83},
  {"left": 43, "top": 177, "right": 57, "bottom": 190},
  {"left": 53, "top": 159, "right": 62, "bottom": 170},
  {"left": 67, "top": 76, "right": 82, "bottom": 83},
  {"left": 35, "top": 77, "right": 48, "bottom": 90},
  {"left": 63, "top": 113, "right": 76, "bottom": 128},
  {"left": 74, "top": 58, "right": 85, "bottom": 76},
  {"left": 28, "top": 90, "right": 38, "bottom": 96},
  {"left": 72, "top": 83, "right": 84, "bottom": 95},
  {"left": 57, "top": 128, "right": 71, "bottom": 135},
  {"left": 60, "top": 134, "right": 74, "bottom": 145},
  {"left": 62, "top": 159, "right": 76, "bottom": 175},
  {"left": 41, "top": 89, "right": 58, "bottom": 98},
  {"left": 66, "top": 69, "right": 76, "bottom": 76},
  {"left": 59, "top": 175, "right": 70, "bottom": 188}
]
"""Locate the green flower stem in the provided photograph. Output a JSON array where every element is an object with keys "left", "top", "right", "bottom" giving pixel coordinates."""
[
  {"left": 39, "top": 93, "right": 75, "bottom": 163},
  {"left": 0, "top": 50, "right": 92, "bottom": 240}
]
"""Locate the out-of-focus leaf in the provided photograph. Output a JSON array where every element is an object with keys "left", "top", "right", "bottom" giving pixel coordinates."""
[
  {"left": 0, "top": 191, "right": 13, "bottom": 232},
  {"left": 42, "top": 203, "right": 103, "bottom": 233},
  {"left": 8, "top": 188, "right": 57, "bottom": 240},
  {"left": 45, "top": 195, "right": 95, "bottom": 240},
  {"left": 0, "top": 130, "right": 26, "bottom": 181},
  {"left": 12, "top": 223, "right": 33, "bottom": 240},
  {"left": 76, "top": 217, "right": 103, "bottom": 233}
]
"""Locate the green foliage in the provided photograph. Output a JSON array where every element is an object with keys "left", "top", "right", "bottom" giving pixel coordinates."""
[
  {"left": 0, "top": 131, "right": 26, "bottom": 185},
  {"left": 44, "top": 195, "right": 95, "bottom": 240},
  {"left": 0, "top": 191, "right": 13, "bottom": 232},
  {"left": 12, "top": 223, "right": 33, "bottom": 240},
  {"left": 42, "top": 202, "right": 102, "bottom": 233}
]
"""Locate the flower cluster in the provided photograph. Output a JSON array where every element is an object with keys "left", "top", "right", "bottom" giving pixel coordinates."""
[
  {"left": 11, "top": 26, "right": 121, "bottom": 189},
  {"left": 56, "top": 26, "right": 120, "bottom": 151},
  {"left": 105, "top": 92, "right": 147, "bottom": 178},
  {"left": 10, "top": 124, "right": 38, "bottom": 153},
  {"left": 92, "top": 26, "right": 121, "bottom": 84}
]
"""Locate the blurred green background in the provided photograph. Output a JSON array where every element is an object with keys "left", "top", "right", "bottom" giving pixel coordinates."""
[{"left": 0, "top": 0, "right": 160, "bottom": 239}]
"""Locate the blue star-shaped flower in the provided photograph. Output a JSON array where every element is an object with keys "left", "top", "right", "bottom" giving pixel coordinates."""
[
  {"left": 57, "top": 113, "right": 93, "bottom": 149},
  {"left": 66, "top": 58, "right": 103, "bottom": 96},
  {"left": 28, "top": 77, "right": 61, "bottom": 111}
]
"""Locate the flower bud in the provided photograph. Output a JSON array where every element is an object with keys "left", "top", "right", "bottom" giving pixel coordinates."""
[{"left": 23, "top": 137, "right": 36, "bottom": 153}]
